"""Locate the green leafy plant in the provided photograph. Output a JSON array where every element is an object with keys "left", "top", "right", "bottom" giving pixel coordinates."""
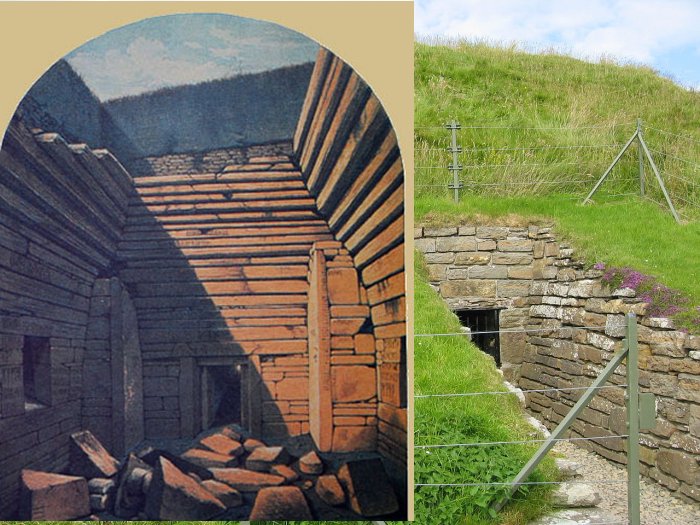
[{"left": 413, "top": 255, "right": 556, "bottom": 524}]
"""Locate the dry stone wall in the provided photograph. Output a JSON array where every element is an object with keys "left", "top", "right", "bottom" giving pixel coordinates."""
[
  {"left": 119, "top": 152, "right": 331, "bottom": 441},
  {"left": 416, "top": 224, "right": 700, "bottom": 503},
  {"left": 294, "top": 47, "right": 407, "bottom": 471},
  {"left": 307, "top": 242, "right": 378, "bottom": 454},
  {"left": 0, "top": 119, "right": 132, "bottom": 517},
  {"left": 128, "top": 142, "right": 294, "bottom": 178}
]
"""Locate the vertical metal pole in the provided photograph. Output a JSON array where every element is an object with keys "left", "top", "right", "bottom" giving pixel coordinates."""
[
  {"left": 626, "top": 312, "right": 640, "bottom": 525},
  {"left": 447, "top": 120, "right": 461, "bottom": 203},
  {"left": 451, "top": 120, "right": 459, "bottom": 203},
  {"left": 638, "top": 119, "right": 645, "bottom": 196}
]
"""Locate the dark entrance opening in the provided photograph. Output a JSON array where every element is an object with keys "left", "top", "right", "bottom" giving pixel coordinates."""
[
  {"left": 22, "top": 336, "right": 51, "bottom": 409},
  {"left": 456, "top": 309, "right": 500, "bottom": 366},
  {"left": 202, "top": 365, "right": 242, "bottom": 429}
]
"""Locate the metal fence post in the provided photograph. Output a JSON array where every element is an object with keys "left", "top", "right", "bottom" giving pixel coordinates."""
[
  {"left": 446, "top": 120, "right": 462, "bottom": 203},
  {"left": 626, "top": 312, "right": 640, "bottom": 525},
  {"left": 493, "top": 337, "right": 631, "bottom": 511},
  {"left": 638, "top": 119, "right": 645, "bottom": 196}
]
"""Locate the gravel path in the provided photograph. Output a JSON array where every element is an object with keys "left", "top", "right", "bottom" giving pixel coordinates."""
[{"left": 553, "top": 441, "right": 700, "bottom": 525}]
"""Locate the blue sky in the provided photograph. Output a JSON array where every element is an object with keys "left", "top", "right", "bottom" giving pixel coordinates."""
[
  {"left": 415, "top": 0, "right": 700, "bottom": 89},
  {"left": 66, "top": 14, "right": 319, "bottom": 100}
]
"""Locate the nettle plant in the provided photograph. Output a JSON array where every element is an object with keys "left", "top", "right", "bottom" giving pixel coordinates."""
[{"left": 596, "top": 263, "right": 700, "bottom": 334}]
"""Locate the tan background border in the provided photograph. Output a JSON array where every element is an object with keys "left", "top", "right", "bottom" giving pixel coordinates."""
[{"left": 0, "top": 0, "right": 415, "bottom": 518}]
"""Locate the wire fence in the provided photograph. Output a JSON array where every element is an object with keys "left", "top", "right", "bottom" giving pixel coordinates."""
[
  {"left": 413, "top": 322, "right": 642, "bottom": 524},
  {"left": 415, "top": 120, "right": 700, "bottom": 220}
]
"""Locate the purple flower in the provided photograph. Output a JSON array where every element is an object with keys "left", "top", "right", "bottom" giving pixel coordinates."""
[
  {"left": 593, "top": 262, "right": 606, "bottom": 271},
  {"left": 600, "top": 264, "right": 698, "bottom": 334},
  {"left": 621, "top": 269, "right": 648, "bottom": 290}
]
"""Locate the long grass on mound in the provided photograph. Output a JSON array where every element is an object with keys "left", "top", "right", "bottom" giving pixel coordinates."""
[{"left": 415, "top": 40, "right": 700, "bottom": 216}]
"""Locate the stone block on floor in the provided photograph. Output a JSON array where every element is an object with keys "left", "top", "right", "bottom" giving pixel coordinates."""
[
  {"left": 245, "top": 446, "right": 290, "bottom": 472},
  {"left": 144, "top": 456, "right": 225, "bottom": 520},
  {"left": 181, "top": 448, "right": 238, "bottom": 469},
  {"left": 210, "top": 468, "right": 285, "bottom": 492},
  {"left": 114, "top": 453, "right": 153, "bottom": 519},
  {"left": 249, "top": 486, "right": 313, "bottom": 520},
  {"left": 316, "top": 474, "right": 345, "bottom": 506},
  {"left": 270, "top": 464, "right": 299, "bottom": 482},
  {"left": 244, "top": 438, "right": 266, "bottom": 452},
  {"left": 298, "top": 450, "right": 323, "bottom": 474},
  {"left": 201, "top": 479, "right": 243, "bottom": 508},
  {"left": 68, "top": 430, "right": 120, "bottom": 479},
  {"left": 20, "top": 469, "right": 90, "bottom": 520},
  {"left": 198, "top": 433, "right": 244, "bottom": 457},
  {"left": 337, "top": 458, "right": 398, "bottom": 517}
]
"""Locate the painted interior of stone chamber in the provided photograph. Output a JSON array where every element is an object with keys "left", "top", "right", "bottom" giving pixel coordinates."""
[{"left": 0, "top": 20, "right": 406, "bottom": 517}]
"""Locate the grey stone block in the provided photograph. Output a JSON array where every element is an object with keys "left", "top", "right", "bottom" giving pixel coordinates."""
[
  {"left": 475, "top": 226, "right": 508, "bottom": 239},
  {"left": 454, "top": 252, "right": 491, "bottom": 265},
  {"left": 423, "top": 252, "right": 455, "bottom": 264},
  {"left": 436, "top": 236, "right": 477, "bottom": 252},
  {"left": 440, "top": 280, "right": 497, "bottom": 298},
  {"left": 424, "top": 227, "right": 458, "bottom": 237},
  {"left": 491, "top": 252, "right": 533, "bottom": 265},
  {"left": 469, "top": 266, "right": 507, "bottom": 279},
  {"left": 497, "top": 239, "right": 532, "bottom": 252},
  {"left": 414, "top": 238, "right": 435, "bottom": 253}
]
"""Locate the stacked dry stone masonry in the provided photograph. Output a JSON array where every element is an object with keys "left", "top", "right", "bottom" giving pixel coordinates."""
[
  {"left": 0, "top": 122, "right": 134, "bottom": 516},
  {"left": 416, "top": 224, "right": 700, "bottom": 503},
  {"left": 295, "top": 48, "right": 406, "bottom": 470}
]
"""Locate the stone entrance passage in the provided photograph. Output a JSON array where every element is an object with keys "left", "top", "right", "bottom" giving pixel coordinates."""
[
  {"left": 456, "top": 309, "right": 501, "bottom": 365},
  {"left": 201, "top": 365, "right": 243, "bottom": 429},
  {"left": 416, "top": 223, "right": 700, "bottom": 505}
]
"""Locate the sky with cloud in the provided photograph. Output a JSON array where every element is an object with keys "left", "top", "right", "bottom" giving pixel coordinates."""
[
  {"left": 415, "top": 0, "right": 700, "bottom": 89},
  {"left": 66, "top": 14, "right": 319, "bottom": 101}
]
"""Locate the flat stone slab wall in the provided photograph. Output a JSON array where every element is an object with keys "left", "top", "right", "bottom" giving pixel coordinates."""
[
  {"left": 128, "top": 142, "right": 294, "bottom": 178},
  {"left": 416, "top": 224, "right": 700, "bottom": 503}
]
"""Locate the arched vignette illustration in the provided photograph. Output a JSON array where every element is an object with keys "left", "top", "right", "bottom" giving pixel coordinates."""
[{"left": 0, "top": 13, "right": 406, "bottom": 521}]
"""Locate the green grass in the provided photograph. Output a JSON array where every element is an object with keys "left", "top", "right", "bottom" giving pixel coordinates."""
[
  {"left": 415, "top": 39, "right": 700, "bottom": 215},
  {"left": 413, "top": 256, "right": 557, "bottom": 524}
]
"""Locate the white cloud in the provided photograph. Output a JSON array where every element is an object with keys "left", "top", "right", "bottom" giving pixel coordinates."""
[
  {"left": 68, "top": 36, "right": 233, "bottom": 99},
  {"left": 210, "top": 27, "right": 270, "bottom": 48},
  {"left": 210, "top": 47, "right": 241, "bottom": 59},
  {"left": 416, "top": 0, "right": 700, "bottom": 69}
]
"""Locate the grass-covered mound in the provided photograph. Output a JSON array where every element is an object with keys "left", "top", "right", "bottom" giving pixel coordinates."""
[{"left": 415, "top": 39, "right": 700, "bottom": 215}]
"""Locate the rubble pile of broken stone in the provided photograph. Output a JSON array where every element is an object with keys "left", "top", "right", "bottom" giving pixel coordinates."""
[{"left": 20, "top": 427, "right": 399, "bottom": 521}]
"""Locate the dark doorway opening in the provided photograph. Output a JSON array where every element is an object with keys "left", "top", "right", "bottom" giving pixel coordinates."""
[
  {"left": 201, "top": 365, "right": 242, "bottom": 429},
  {"left": 22, "top": 336, "right": 51, "bottom": 409},
  {"left": 456, "top": 309, "right": 500, "bottom": 366}
]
